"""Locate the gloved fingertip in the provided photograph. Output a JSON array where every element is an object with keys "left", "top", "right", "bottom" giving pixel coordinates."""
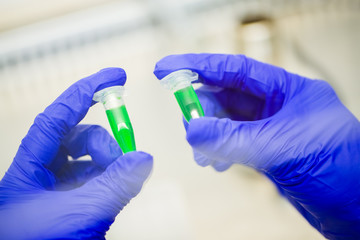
[
  {"left": 192, "top": 150, "right": 212, "bottom": 167},
  {"left": 108, "top": 140, "right": 122, "bottom": 160},
  {"left": 79, "top": 151, "right": 154, "bottom": 213},
  {"left": 182, "top": 117, "right": 189, "bottom": 131},
  {"left": 186, "top": 117, "right": 218, "bottom": 147},
  {"left": 94, "top": 67, "right": 127, "bottom": 92},
  {"left": 153, "top": 55, "right": 175, "bottom": 79},
  {"left": 212, "top": 162, "right": 232, "bottom": 172},
  {"left": 124, "top": 151, "right": 153, "bottom": 161},
  {"left": 97, "top": 67, "right": 126, "bottom": 79},
  {"left": 153, "top": 69, "right": 169, "bottom": 80},
  {"left": 119, "top": 151, "right": 153, "bottom": 178},
  {"left": 153, "top": 54, "right": 195, "bottom": 79}
]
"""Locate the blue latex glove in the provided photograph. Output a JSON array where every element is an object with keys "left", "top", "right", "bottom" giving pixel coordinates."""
[
  {"left": 0, "top": 68, "right": 153, "bottom": 240},
  {"left": 154, "top": 54, "right": 360, "bottom": 239}
]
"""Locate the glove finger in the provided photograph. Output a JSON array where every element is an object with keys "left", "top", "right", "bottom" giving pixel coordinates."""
[
  {"left": 154, "top": 54, "right": 302, "bottom": 100},
  {"left": 48, "top": 125, "right": 122, "bottom": 187},
  {"left": 196, "top": 87, "right": 270, "bottom": 120},
  {"left": 19, "top": 68, "right": 126, "bottom": 167},
  {"left": 183, "top": 117, "right": 189, "bottom": 131},
  {"left": 193, "top": 150, "right": 213, "bottom": 167},
  {"left": 55, "top": 161, "right": 104, "bottom": 190},
  {"left": 211, "top": 161, "right": 233, "bottom": 172},
  {"left": 78, "top": 151, "right": 153, "bottom": 220},
  {"left": 48, "top": 125, "right": 121, "bottom": 174},
  {"left": 62, "top": 125, "right": 122, "bottom": 169},
  {"left": 186, "top": 117, "right": 265, "bottom": 170},
  {"left": 196, "top": 87, "right": 220, "bottom": 117},
  {"left": 194, "top": 149, "right": 233, "bottom": 172}
]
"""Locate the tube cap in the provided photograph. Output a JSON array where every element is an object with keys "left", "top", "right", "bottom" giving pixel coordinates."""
[
  {"left": 160, "top": 70, "right": 198, "bottom": 92},
  {"left": 93, "top": 86, "right": 125, "bottom": 103}
]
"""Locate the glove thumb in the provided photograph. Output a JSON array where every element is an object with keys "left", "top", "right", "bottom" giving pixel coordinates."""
[
  {"left": 186, "top": 117, "right": 263, "bottom": 168},
  {"left": 78, "top": 151, "right": 153, "bottom": 222}
]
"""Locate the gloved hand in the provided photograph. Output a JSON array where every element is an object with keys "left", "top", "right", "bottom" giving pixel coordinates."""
[
  {"left": 154, "top": 54, "right": 360, "bottom": 239},
  {"left": 0, "top": 68, "right": 153, "bottom": 240}
]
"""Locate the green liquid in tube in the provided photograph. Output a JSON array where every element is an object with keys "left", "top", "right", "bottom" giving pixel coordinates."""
[
  {"left": 105, "top": 105, "right": 136, "bottom": 153},
  {"left": 174, "top": 85, "right": 204, "bottom": 122}
]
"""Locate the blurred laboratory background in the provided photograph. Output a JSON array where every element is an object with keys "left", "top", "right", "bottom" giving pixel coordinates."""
[{"left": 1, "top": 0, "right": 359, "bottom": 239}]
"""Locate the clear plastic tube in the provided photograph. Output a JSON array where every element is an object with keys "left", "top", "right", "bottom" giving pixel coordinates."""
[
  {"left": 160, "top": 70, "right": 204, "bottom": 122},
  {"left": 93, "top": 86, "right": 136, "bottom": 153}
]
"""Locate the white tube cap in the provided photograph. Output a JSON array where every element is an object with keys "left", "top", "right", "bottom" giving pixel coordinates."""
[
  {"left": 93, "top": 86, "right": 126, "bottom": 110},
  {"left": 160, "top": 70, "right": 198, "bottom": 92}
]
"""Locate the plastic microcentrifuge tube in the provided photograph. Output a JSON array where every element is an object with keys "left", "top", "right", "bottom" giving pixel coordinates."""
[
  {"left": 160, "top": 69, "right": 204, "bottom": 122},
  {"left": 93, "top": 86, "right": 136, "bottom": 153}
]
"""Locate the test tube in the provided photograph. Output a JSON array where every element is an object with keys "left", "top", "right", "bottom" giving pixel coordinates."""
[
  {"left": 93, "top": 86, "right": 136, "bottom": 153},
  {"left": 160, "top": 70, "right": 204, "bottom": 122}
]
